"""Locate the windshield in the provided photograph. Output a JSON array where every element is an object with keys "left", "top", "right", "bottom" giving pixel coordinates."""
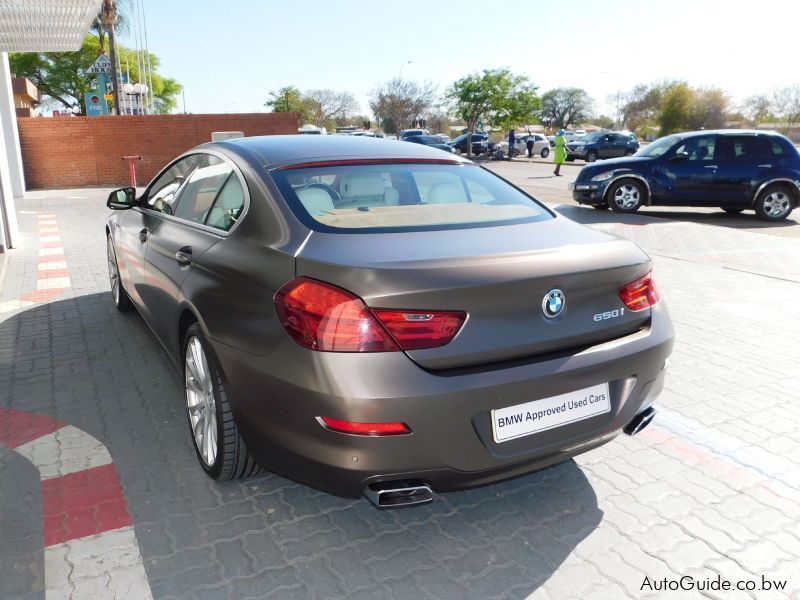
[
  {"left": 271, "top": 162, "right": 552, "bottom": 233},
  {"left": 636, "top": 135, "right": 680, "bottom": 158}
]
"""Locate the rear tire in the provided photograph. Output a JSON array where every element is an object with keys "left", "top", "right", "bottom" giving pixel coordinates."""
[
  {"left": 585, "top": 151, "right": 598, "bottom": 163},
  {"left": 608, "top": 179, "right": 646, "bottom": 213},
  {"left": 183, "top": 323, "right": 263, "bottom": 480},
  {"left": 540, "top": 147, "right": 550, "bottom": 159},
  {"left": 624, "top": 150, "right": 635, "bottom": 157},
  {"left": 754, "top": 185, "right": 794, "bottom": 221}
]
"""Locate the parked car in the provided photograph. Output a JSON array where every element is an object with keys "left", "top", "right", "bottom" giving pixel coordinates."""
[
  {"left": 570, "top": 129, "right": 800, "bottom": 221},
  {"left": 399, "top": 128, "right": 429, "bottom": 139},
  {"left": 566, "top": 131, "right": 639, "bottom": 162},
  {"left": 497, "top": 134, "right": 551, "bottom": 158},
  {"left": 105, "top": 135, "right": 673, "bottom": 506},
  {"left": 403, "top": 134, "right": 457, "bottom": 153},
  {"left": 448, "top": 132, "right": 493, "bottom": 155}
]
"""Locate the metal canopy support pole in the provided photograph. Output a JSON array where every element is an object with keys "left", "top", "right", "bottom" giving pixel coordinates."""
[{"left": 0, "top": 52, "right": 20, "bottom": 251}]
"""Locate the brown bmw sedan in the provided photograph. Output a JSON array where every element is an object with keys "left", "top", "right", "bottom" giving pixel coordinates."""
[{"left": 105, "top": 135, "right": 674, "bottom": 507}]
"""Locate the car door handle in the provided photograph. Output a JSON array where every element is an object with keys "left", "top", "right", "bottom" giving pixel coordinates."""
[
  {"left": 138, "top": 228, "right": 148, "bottom": 243},
  {"left": 703, "top": 165, "right": 718, "bottom": 169},
  {"left": 175, "top": 247, "right": 192, "bottom": 265},
  {"left": 758, "top": 164, "right": 772, "bottom": 168}
]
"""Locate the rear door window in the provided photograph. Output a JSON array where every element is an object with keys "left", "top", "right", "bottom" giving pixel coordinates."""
[{"left": 172, "top": 155, "right": 233, "bottom": 225}]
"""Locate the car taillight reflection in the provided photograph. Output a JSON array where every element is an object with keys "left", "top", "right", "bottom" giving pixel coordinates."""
[
  {"left": 619, "top": 272, "right": 661, "bottom": 311},
  {"left": 274, "top": 277, "right": 465, "bottom": 352}
]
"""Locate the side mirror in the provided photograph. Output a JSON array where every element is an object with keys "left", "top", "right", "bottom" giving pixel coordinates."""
[
  {"left": 107, "top": 187, "right": 136, "bottom": 210},
  {"left": 669, "top": 152, "right": 689, "bottom": 163}
]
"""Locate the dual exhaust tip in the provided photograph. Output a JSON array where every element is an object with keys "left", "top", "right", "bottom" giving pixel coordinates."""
[{"left": 364, "top": 407, "right": 656, "bottom": 508}]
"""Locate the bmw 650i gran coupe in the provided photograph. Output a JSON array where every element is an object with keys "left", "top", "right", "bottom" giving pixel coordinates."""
[{"left": 105, "top": 135, "right": 674, "bottom": 507}]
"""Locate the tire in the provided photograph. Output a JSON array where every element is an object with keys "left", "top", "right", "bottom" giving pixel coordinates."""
[
  {"left": 593, "top": 202, "right": 609, "bottom": 210},
  {"left": 183, "top": 323, "right": 262, "bottom": 480},
  {"left": 107, "top": 236, "right": 133, "bottom": 312},
  {"left": 608, "top": 179, "right": 646, "bottom": 213},
  {"left": 722, "top": 208, "right": 744, "bottom": 214},
  {"left": 624, "top": 150, "right": 635, "bottom": 157},
  {"left": 585, "top": 151, "right": 598, "bottom": 163},
  {"left": 754, "top": 185, "right": 794, "bottom": 221},
  {"left": 540, "top": 147, "right": 550, "bottom": 159}
]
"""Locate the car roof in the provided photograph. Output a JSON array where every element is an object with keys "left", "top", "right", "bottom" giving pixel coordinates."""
[
  {"left": 672, "top": 129, "right": 786, "bottom": 139},
  {"left": 205, "top": 134, "right": 470, "bottom": 168}
]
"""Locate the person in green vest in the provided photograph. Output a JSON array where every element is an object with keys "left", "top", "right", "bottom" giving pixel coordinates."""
[{"left": 553, "top": 129, "right": 568, "bottom": 176}]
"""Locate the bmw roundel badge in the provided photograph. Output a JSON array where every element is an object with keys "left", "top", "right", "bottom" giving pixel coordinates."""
[{"left": 542, "top": 289, "right": 565, "bottom": 318}]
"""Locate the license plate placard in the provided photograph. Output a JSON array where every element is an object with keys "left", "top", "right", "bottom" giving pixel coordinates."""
[{"left": 491, "top": 383, "right": 610, "bottom": 443}]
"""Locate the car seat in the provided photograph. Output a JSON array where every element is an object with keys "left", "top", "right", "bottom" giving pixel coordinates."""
[
  {"left": 426, "top": 181, "right": 468, "bottom": 204},
  {"left": 297, "top": 187, "right": 335, "bottom": 217}
]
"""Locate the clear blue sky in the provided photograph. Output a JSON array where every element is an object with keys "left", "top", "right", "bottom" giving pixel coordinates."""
[{"left": 119, "top": 0, "right": 799, "bottom": 117}]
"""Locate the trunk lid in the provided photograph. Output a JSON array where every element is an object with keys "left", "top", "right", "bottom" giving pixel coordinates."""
[{"left": 295, "top": 216, "right": 652, "bottom": 370}]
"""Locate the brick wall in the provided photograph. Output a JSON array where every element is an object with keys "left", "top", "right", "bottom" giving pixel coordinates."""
[{"left": 16, "top": 112, "right": 298, "bottom": 189}]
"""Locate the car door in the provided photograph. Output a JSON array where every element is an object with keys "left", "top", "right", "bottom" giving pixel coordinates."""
[
  {"left": 595, "top": 134, "right": 613, "bottom": 158},
  {"left": 712, "top": 135, "right": 771, "bottom": 207},
  {"left": 662, "top": 135, "right": 718, "bottom": 205},
  {"left": 140, "top": 153, "right": 235, "bottom": 353},
  {"left": 119, "top": 154, "right": 200, "bottom": 318}
]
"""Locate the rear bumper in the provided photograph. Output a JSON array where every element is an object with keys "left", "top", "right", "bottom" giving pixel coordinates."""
[{"left": 213, "top": 302, "right": 674, "bottom": 498}]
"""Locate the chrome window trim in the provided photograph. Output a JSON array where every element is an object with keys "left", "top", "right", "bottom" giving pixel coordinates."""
[{"left": 137, "top": 149, "right": 251, "bottom": 237}]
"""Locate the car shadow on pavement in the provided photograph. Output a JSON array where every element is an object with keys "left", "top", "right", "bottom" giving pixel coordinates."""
[
  {"left": 0, "top": 293, "right": 603, "bottom": 600},
  {"left": 555, "top": 203, "right": 799, "bottom": 232}
]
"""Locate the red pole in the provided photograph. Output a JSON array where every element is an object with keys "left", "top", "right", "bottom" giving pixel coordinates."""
[{"left": 122, "top": 155, "right": 142, "bottom": 188}]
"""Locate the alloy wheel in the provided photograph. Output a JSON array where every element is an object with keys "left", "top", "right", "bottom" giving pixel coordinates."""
[
  {"left": 613, "top": 184, "right": 641, "bottom": 210},
  {"left": 107, "top": 238, "right": 120, "bottom": 305},
  {"left": 185, "top": 336, "right": 218, "bottom": 467},
  {"left": 762, "top": 190, "right": 791, "bottom": 218}
]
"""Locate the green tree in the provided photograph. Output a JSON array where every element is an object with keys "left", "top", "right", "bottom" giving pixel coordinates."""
[
  {"left": 621, "top": 82, "right": 674, "bottom": 132},
  {"left": 9, "top": 35, "right": 181, "bottom": 115},
  {"left": 688, "top": 88, "right": 729, "bottom": 130},
  {"left": 448, "top": 69, "right": 539, "bottom": 156},
  {"left": 264, "top": 86, "right": 316, "bottom": 124},
  {"left": 537, "top": 87, "right": 592, "bottom": 131},
  {"left": 741, "top": 93, "right": 774, "bottom": 124},
  {"left": 659, "top": 83, "right": 694, "bottom": 135}
]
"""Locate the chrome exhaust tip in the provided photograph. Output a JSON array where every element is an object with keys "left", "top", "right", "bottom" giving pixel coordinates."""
[
  {"left": 364, "top": 480, "right": 433, "bottom": 508},
  {"left": 623, "top": 406, "right": 656, "bottom": 436}
]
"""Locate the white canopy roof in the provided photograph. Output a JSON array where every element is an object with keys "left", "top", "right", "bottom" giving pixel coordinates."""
[{"left": 0, "top": 0, "right": 101, "bottom": 52}]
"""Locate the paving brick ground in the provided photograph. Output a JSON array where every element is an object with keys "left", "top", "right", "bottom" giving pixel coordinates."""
[{"left": 1, "top": 186, "right": 798, "bottom": 599}]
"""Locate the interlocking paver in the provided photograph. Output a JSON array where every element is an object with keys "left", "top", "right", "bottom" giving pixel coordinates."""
[{"left": 1, "top": 188, "right": 799, "bottom": 598}]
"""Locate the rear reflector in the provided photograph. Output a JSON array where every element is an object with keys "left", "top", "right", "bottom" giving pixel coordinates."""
[
  {"left": 319, "top": 417, "right": 411, "bottom": 436},
  {"left": 274, "top": 278, "right": 399, "bottom": 352},
  {"left": 371, "top": 309, "right": 466, "bottom": 350},
  {"left": 619, "top": 272, "right": 661, "bottom": 311}
]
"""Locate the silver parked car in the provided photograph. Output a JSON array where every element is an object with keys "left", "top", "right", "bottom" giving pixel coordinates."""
[{"left": 105, "top": 136, "right": 673, "bottom": 507}]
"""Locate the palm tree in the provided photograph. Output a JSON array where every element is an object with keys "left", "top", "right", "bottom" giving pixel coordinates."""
[{"left": 92, "top": 1, "right": 123, "bottom": 114}]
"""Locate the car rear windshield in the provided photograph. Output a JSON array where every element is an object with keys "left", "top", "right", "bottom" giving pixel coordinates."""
[{"left": 271, "top": 162, "right": 552, "bottom": 233}]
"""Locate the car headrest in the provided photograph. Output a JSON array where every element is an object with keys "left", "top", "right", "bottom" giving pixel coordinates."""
[
  {"left": 297, "top": 187, "right": 335, "bottom": 216},
  {"left": 427, "top": 181, "right": 468, "bottom": 204},
  {"left": 340, "top": 174, "right": 385, "bottom": 198}
]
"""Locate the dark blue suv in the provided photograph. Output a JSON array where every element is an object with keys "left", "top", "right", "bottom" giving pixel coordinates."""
[{"left": 571, "top": 130, "right": 800, "bottom": 221}]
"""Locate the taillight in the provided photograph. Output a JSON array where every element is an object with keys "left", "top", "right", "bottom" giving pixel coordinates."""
[
  {"left": 274, "top": 278, "right": 398, "bottom": 352},
  {"left": 318, "top": 417, "right": 411, "bottom": 436},
  {"left": 619, "top": 272, "right": 661, "bottom": 311},
  {"left": 371, "top": 310, "right": 466, "bottom": 350},
  {"left": 274, "top": 277, "right": 466, "bottom": 352}
]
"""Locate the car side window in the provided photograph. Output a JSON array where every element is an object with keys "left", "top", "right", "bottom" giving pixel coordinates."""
[
  {"left": 675, "top": 136, "right": 716, "bottom": 161},
  {"left": 145, "top": 155, "right": 201, "bottom": 215},
  {"left": 172, "top": 155, "right": 233, "bottom": 225},
  {"left": 204, "top": 173, "right": 246, "bottom": 232}
]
